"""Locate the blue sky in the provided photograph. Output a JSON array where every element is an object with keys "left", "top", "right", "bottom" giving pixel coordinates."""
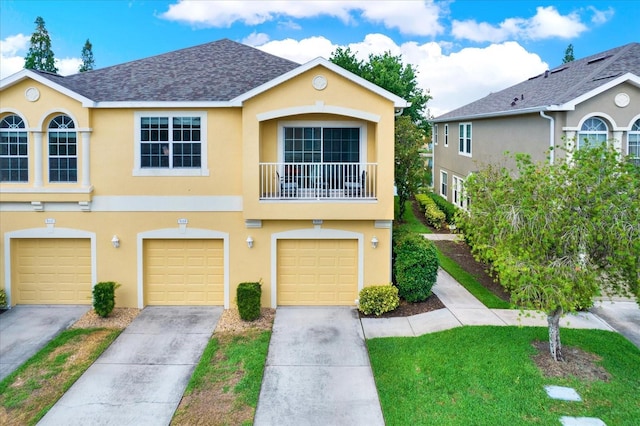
[{"left": 1, "top": 1, "right": 637, "bottom": 116}]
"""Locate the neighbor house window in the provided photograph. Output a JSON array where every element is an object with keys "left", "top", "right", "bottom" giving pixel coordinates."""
[
  {"left": 0, "top": 114, "right": 28, "bottom": 182},
  {"left": 134, "top": 112, "right": 208, "bottom": 176},
  {"left": 577, "top": 117, "right": 607, "bottom": 149},
  {"left": 48, "top": 114, "right": 77, "bottom": 182},
  {"left": 444, "top": 124, "right": 449, "bottom": 147},
  {"left": 440, "top": 170, "right": 448, "bottom": 198},
  {"left": 629, "top": 119, "right": 640, "bottom": 167},
  {"left": 459, "top": 123, "right": 471, "bottom": 156},
  {"left": 453, "top": 175, "right": 466, "bottom": 209},
  {"left": 434, "top": 124, "right": 438, "bottom": 145}
]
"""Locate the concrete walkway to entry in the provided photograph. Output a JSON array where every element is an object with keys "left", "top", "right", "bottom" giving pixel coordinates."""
[
  {"left": 254, "top": 307, "right": 385, "bottom": 426},
  {"left": 0, "top": 305, "right": 91, "bottom": 381},
  {"left": 361, "top": 269, "right": 616, "bottom": 339},
  {"left": 38, "top": 306, "right": 221, "bottom": 426}
]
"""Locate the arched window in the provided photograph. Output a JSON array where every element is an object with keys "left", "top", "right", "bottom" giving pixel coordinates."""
[
  {"left": 629, "top": 119, "right": 640, "bottom": 167},
  {"left": 48, "top": 114, "right": 77, "bottom": 182},
  {"left": 577, "top": 117, "right": 607, "bottom": 149},
  {"left": 0, "top": 114, "right": 28, "bottom": 182}
]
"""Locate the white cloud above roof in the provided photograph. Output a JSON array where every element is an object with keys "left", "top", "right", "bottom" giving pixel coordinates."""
[
  {"left": 161, "top": 0, "right": 444, "bottom": 36},
  {"left": 452, "top": 6, "right": 588, "bottom": 43}
]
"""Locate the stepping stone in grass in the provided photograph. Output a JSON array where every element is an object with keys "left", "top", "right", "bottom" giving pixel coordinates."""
[
  {"left": 560, "top": 416, "right": 606, "bottom": 425},
  {"left": 544, "top": 385, "right": 582, "bottom": 401}
]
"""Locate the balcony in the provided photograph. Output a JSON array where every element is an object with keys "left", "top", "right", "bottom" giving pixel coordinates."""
[{"left": 260, "top": 162, "right": 377, "bottom": 200}]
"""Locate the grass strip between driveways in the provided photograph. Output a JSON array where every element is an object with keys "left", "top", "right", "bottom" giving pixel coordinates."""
[
  {"left": 171, "top": 330, "right": 271, "bottom": 426},
  {"left": 368, "top": 326, "right": 640, "bottom": 426},
  {"left": 0, "top": 328, "right": 121, "bottom": 426}
]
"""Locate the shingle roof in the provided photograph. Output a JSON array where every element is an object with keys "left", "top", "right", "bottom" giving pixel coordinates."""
[
  {"left": 31, "top": 39, "right": 300, "bottom": 102},
  {"left": 433, "top": 42, "right": 640, "bottom": 122}
]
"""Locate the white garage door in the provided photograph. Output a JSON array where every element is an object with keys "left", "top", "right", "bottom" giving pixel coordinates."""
[
  {"left": 144, "top": 239, "right": 224, "bottom": 305},
  {"left": 277, "top": 239, "right": 358, "bottom": 305}
]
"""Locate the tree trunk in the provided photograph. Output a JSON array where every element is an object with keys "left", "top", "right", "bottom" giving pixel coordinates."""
[{"left": 547, "top": 306, "right": 564, "bottom": 361}]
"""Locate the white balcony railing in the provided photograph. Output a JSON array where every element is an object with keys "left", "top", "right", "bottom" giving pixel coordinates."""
[{"left": 260, "top": 162, "right": 377, "bottom": 200}]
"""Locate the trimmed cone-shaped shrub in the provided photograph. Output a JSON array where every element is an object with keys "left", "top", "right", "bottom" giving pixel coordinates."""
[
  {"left": 93, "top": 281, "right": 120, "bottom": 318},
  {"left": 237, "top": 282, "right": 261, "bottom": 321},
  {"left": 394, "top": 232, "right": 439, "bottom": 302}
]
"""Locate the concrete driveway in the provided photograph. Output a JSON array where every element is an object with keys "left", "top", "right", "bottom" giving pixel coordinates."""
[
  {"left": 591, "top": 299, "right": 640, "bottom": 349},
  {"left": 0, "top": 305, "right": 91, "bottom": 381},
  {"left": 38, "top": 306, "right": 222, "bottom": 426},
  {"left": 254, "top": 307, "right": 384, "bottom": 426}
]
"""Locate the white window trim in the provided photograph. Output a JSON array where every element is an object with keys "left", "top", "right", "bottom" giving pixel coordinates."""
[
  {"left": 133, "top": 111, "right": 209, "bottom": 177},
  {"left": 440, "top": 170, "right": 448, "bottom": 198},
  {"left": 433, "top": 124, "right": 438, "bottom": 145},
  {"left": 277, "top": 120, "right": 368, "bottom": 166},
  {"left": 628, "top": 118, "right": 640, "bottom": 162},
  {"left": 0, "top": 114, "right": 29, "bottom": 183},
  {"left": 47, "top": 115, "right": 78, "bottom": 184},
  {"left": 444, "top": 124, "right": 449, "bottom": 147},
  {"left": 452, "top": 175, "right": 467, "bottom": 210},
  {"left": 458, "top": 123, "right": 472, "bottom": 157}
]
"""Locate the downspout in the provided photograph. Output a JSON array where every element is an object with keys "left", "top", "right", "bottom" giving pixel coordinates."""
[{"left": 540, "top": 110, "right": 554, "bottom": 164}]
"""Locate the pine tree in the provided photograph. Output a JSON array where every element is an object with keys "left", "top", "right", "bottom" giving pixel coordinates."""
[
  {"left": 79, "top": 39, "right": 95, "bottom": 72},
  {"left": 562, "top": 44, "right": 575, "bottom": 63},
  {"left": 24, "top": 16, "right": 58, "bottom": 73}
]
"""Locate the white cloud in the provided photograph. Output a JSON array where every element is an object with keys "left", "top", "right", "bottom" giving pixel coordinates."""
[
  {"left": 242, "top": 32, "right": 270, "bottom": 46},
  {"left": 1, "top": 34, "right": 29, "bottom": 79},
  {"left": 56, "top": 57, "right": 83, "bottom": 76},
  {"left": 161, "top": 0, "right": 444, "bottom": 36},
  {"left": 588, "top": 6, "right": 614, "bottom": 25},
  {"left": 256, "top": 34, "right": 548, "bottom": 117},
  {"left": 452, "top": 6, "right": 587, "bottom": 43}
]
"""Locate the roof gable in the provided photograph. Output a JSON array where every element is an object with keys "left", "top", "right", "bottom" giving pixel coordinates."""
[{"left": 434, "top": 42, "right": 640, "bottom": 122}]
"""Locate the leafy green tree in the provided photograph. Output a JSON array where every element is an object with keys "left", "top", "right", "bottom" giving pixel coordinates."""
[
  {"left": 24, "top": 16, "right": 58, "bottom": 73},
  {"left": 394, "top": 116, "right": 427, "bottom": 219},
  {"left": 461, "top": 142, "right": 639, "bottom": 361},
  {"left": 330, "top": 47, "right": 431, "bottom": 135},
  {"left": 562, "top": 44, "right": 575, "bottom": 63},
  {"left": 78, "top": 39, "right": 95, "bottom": 72}
]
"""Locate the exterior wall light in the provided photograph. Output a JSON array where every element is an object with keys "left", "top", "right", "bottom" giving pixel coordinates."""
[
  {"left": 111, "top": 235, "right": 120, "bottom": 248},
  {"left": 246, "top": 236, "right": 254, "bottom": 248},
  {"left": 371, "top": 236, "right": 378, "bottom": 249}
]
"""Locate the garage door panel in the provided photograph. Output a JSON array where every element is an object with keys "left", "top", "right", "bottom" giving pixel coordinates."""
[
  {"left": 144, "top": 239, "right": 223, "bottom": 306},
  {"left": 277, "top": 239, "right": 357, "bottom": 306},
  {"left": 14, "top": 238, "right": 92, "bottom": 305}
]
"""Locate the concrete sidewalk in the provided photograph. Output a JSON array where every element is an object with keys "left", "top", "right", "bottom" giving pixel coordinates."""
[
  {"left": 254, "top": 307, "right": 384, "bottom": 426},
  {"left": 0, "top": 305, "right": 90, "bottom": 381},
  {"left": 361, "top": 269, "right": 615, "bottom": 339},
  {"left": 38, "top": 306, "right": 221, "bottom": 426}
]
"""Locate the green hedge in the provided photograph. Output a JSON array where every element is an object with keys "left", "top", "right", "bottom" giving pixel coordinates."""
[
  {"left": 0, "top": 289, "right": 6, "bottom": 309},
  {"left": 415, "top": 193, "right": 446, "bottom": 229},
  {"left": 92, "top": 281, "right": 120, "bottom": 318},
  {"left": 428, "top": 192, "right": 458, "bottom": 224},
  {"left": 237, "top": 282, "right": 261, "bottom": 321},
  {"left": 358, "top": 284, "right": 400, "bottom": 316},
  {"left": 393, "top": 230, "right": 439, "bottom": 302}
]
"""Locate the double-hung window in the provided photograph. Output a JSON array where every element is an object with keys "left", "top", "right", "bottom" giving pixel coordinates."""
[
  {"left": 134, "top": 112, "right": 208, "bottom": 176},
  {"left": 434, "top": 124, "right": 438, "bottom": 145},
  {"left": 444, "top": 124, "right": 449, "bottom": 147},
  {"left": 0, "top": 114, "right": 28, "bottom": 182},
  {"left": 577, "top": 117, "right": 607, "bottom": 149},
  {"left": 629, "top": 119, "right": 640, "bottom": 167},
  {"left": 48, "top": 114, "right": 77, "bottom": 182},
  {"left": 452, "top": 175, "right": 467, "bottom": 209},
  {"left": 459, "top": 123, "right": 471, "bottom": 156},
  {"left": 440, "top": 171, "right": 448, "bottom": 198}
]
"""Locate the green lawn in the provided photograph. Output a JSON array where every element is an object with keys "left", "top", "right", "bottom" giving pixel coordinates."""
[{"left": 368, "top": 326, "right": 640, "bottom": 425}]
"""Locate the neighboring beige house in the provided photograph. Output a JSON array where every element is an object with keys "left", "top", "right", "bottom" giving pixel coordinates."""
[
  {"left": 432, "top": 42, "right": 640, "bottom": 209},
  {"left": 0, "top": 39, "right": 408, "bottom": 309}
]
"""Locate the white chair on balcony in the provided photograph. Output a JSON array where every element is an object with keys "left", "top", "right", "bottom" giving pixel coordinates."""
[
  {"left": 276, "top": 171, "right": 298, "bottom": 198},
  {"left": 344, "top": 169, "right": 365, "bottom": 197}
]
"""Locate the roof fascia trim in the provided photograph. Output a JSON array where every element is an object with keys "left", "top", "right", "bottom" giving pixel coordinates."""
[
  {"left": 233, "top": 57, "right": 410, "bottom": 108},
  {"left": 94, "top": 101, "right": 234, "bottom": 108},
  {"left": 552, "top": 72, "right": 640, "bottom": 111},
  {"left": 1, "top": 69, "right": 96, "bottom": 107},
  {"left": 431, "top": 106, "right": 548, "bottom": 123}
]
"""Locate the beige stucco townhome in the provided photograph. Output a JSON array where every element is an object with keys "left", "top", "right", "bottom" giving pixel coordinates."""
[
  {"left": 432, "top": 42, "right": 640, "bottom": 209},
  {"left": 0, "top": 39, "right": 408, "bottom": 309}
]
